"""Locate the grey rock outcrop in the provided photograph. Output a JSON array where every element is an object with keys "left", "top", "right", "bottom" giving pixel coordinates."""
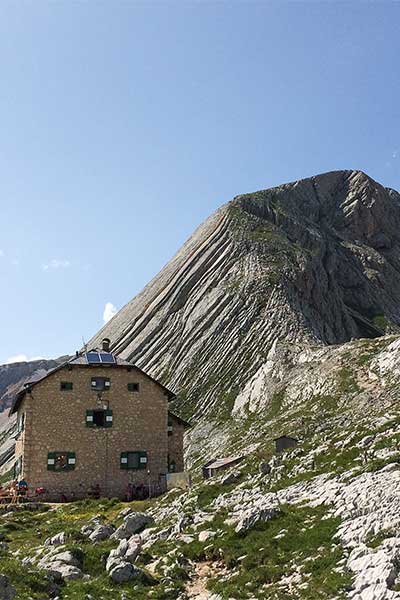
[
  {"left": 108, "top": 562, "right": 145, "bottom": 584},
  {"left": 44, "top": 532, "right": 66, "bottom": 546},
  {"left": 88, "top": 523, "right": 115, "bottom": 543},
  {"left": 111, "top": 512, "right": 154, "bottom": 540},
  {"left": 234, "top": 504, "right": 281, "bottom": 534},
  {"left": 37, "top": 547, "right": 83, "bottom": 581},
  {"left": 106, "top": 546, "right": 146, "bottom": 583},
  {"left": 117, "top": 536, "right": 142, "bottom": 563},
  {"left": 0, "top": 575, "right": 16, "bottom": 600}
]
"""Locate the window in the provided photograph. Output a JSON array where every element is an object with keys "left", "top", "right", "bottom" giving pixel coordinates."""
[
  {"left": 91, "top": 377, "right": 111, "bottom": 391},
  {"left": 47, "top": 452, "right": 76, "bottom": 471},
  {"left": 60, "top": 381, "right": 73, "bottom": 391},
  {"left": 120, "top": 451, "right": 147, "bottom": 470},
  {"left": 127, "top": 383, "right": 139, "bottom": 392},
  {"left": 168, "top": 419, "right": 173, "bottom": 436},
  {"left": 86, "top": 409, "right": 113, "bottom": 428}
]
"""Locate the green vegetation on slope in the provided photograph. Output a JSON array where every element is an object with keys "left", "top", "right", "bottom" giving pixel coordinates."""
[{"left": 180, "top": 504, "right": 351, "bottom": 600}]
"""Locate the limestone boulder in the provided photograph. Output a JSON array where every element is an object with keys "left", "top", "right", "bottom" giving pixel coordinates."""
[
  {"left": 108, "top": 561, "right": 146, "bottom": 584},
  {"left": 235, "top": 505, "right": 281, "bottom": 534},
  {"left": 111, "top": 512, "right": 154, "bottom": 540},
  {"left": 47, "top": 563, "right": 83, "bottom": 581},
  {"left": 117, "top": 535, "right": 142, "bottom": 563},
  {"left": 198, "top": 530, "right": 216, "bottom": 543},
  {"left": 89, "top": 523, "right": 115, "bottom": 543},
  {"left": 44, "top": 532, "right": 66, "bottom": 546}
]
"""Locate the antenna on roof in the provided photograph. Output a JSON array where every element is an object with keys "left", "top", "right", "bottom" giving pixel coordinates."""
[{"left": 82, "top": 335, "right": 88, "bottom": 355}]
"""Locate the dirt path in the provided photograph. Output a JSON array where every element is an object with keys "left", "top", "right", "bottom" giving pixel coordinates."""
[{"left": 185, "top": 560, "right": 228, "bottom": 599}]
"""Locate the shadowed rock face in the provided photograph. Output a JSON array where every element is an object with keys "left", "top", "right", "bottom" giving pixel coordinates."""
[
  {"left": 89, "top": 170, "right": 400, "bottom": 419},
  {"left": 0, "top": 358, "right": 66, "bottom": 410}
]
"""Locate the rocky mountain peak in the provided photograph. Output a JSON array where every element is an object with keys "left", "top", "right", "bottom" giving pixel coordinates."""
[{"left": 88, "top": 170, "right": 400, "bottom": 421}]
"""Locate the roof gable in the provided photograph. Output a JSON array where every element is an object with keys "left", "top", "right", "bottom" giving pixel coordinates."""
[
  {"left": 9, "top": 351, "right": 175, "bottom": 415},
  {"left": 168, "top": 412, "right": 191, "bottom": 428}
]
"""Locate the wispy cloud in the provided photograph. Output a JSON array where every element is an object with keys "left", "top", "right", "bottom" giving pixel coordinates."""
[
  {"left": 393, "top": 150, "right": 398, "bottom": 159},
  {"left": 4, "top": 354, "right": 44, "bottom": 365},
  {"left": 42, "top": 259, "right": 71, "bottom": 272},
  {"left": 103, "top": 302, "right": 117, "bottom": 323}
]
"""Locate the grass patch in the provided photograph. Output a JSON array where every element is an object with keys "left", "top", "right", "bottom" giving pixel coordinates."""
[
  {"left": 0, "top": 553, "right": 53, "bottom": 599},
  {"left": 181, "top": 504, "right": 352, "bottom": 599},
  {"left": 337, "top": 367, "right": 361, "bottom": 395},
  {"left": 366, "top": 528, "right": 398, "bottom": 549},
  {"left": 372, "top": 314, "right": 389, "bottom": 332}
]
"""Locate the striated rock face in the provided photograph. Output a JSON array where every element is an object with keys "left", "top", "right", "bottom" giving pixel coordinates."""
[{"left": 89, "top": 170, "right": 400, "bottom": 420}]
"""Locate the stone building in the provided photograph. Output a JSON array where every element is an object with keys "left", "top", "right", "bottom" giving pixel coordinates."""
[
  {"left": 274, "top": 435, "right": 298, "bottom": 453},
  {"left": 202, "top": 456, "right": 244, "bottom": 479},
  {"left": 10, "top": 339, "right": 189, "bottom": 501}
]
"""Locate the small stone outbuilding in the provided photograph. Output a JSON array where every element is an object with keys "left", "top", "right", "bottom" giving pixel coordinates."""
[
  {"left": 274, "top": 435, "right": 298, "bottom": 453},
  {"left": 202, "top": 456, "right": 244, "bottom": 479}
]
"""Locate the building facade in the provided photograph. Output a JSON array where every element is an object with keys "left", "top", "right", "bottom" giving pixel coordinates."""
[{"left": 11, "top": 341, "right": 189, "bottom": 500}]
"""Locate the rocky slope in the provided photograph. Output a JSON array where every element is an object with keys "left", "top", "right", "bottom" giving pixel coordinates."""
[
  {"left": 0, "top": 358, "right": 67, "bottom": 411},
  {"left": 89, "top": 169, "right": 400, "bottom": 455},
  {"left": 1, "top": 170, "right": 400, "bottom": 598},
  {"left": 1, "top": 363, "right": 400, "bottom": 599}
]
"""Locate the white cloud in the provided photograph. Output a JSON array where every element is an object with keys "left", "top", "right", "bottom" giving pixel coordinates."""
[
  {"left": 103, "top": 302, "right": 117, "bottom": 323},
  {"left": 4, "top": 354, "right": 44, "bottom": 365},
  {"left": 42, "top": 259, "right": 70, "bottom": 271}
]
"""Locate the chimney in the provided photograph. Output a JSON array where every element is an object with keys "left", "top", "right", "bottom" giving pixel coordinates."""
[{"left": 102, "top": 338, "right": 111, "bottom": 352}]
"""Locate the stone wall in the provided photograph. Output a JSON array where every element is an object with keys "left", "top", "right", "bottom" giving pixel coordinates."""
[
  {"left": 167, "top": 416, "right": 185, "bottom": 473},
  {"left": 17, "top": 364, "right": 171, "bottom": 500}
]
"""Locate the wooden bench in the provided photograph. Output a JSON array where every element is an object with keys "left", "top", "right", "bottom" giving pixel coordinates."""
[{"left": 0, "top": 494, "right": 28, "bottom": 505}]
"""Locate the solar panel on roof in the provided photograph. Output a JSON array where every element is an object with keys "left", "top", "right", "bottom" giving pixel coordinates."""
[
  {"left": 86, "top": 352, "right": 101, "bottom": 364},
  {"left": 100, "top": 353, "right": 116, "bottom": 364}
]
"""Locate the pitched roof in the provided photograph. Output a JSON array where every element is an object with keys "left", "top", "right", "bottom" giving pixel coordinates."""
[
  {"left": 203, "top": 456, "right": 244, "bottom": 470},
  {"left": 274, "top": 435, "right": 298, "bottom": 442},
  {"left": 168, "top": 411, "right": 191, "bottom": 429},
  {"left": 9, "top": 349, "right": 176, "bottom": 415}
]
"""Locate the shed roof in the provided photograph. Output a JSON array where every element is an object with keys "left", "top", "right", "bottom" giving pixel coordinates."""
[
  {"left": 203, "top": 456, "right": 243, "bottom": 470},
  {"left": 10, "top": 349, "right": 176, "bottom": 415},
  {"left": 274, "top": 435, "right": 298, "bottom": 442}
]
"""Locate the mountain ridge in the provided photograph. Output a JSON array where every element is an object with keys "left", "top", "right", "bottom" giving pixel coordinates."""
[{"left": 89, "top": 169, "right": 400, "bottom": 423}]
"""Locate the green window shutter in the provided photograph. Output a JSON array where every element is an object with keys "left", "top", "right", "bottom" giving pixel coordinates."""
[
  {"left": 86, "top": 410, "right": 94, "bottom": 427},
  {"left": 105, "top": 409, "right": 113, "bottom": 428},
  {"left": 67, "top": 452, "right": 76, "bottom": 470},
  {"left": 120, "top": 452, "right": 128, "bottom": 470},
  {"left": 47, "top": 452, "right": 56, "bottom": 471},
  {"left": 139, "top": 451, "right": 148, "bottom": 470}
]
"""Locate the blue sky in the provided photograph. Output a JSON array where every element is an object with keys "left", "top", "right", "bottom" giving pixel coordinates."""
[{"left": 0, "top": 1, "right": 399, "bottom": 364}]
